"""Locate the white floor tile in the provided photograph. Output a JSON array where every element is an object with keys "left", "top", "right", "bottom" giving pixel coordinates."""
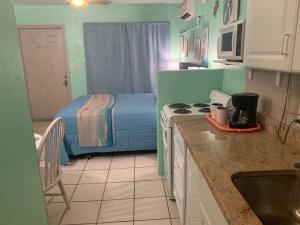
[
  {"left": 99, "top": 222, "right": 133, "bottom": 225},
  {"left": 167, "top": 198, "right": 180, "bottom": 219},
  {"left": 62, "top": 159, "right": 87, "bottom": 171},
  {"left": 135, "top": 180, "right": 165, "bottom": 198},
  {"left": 103, "top": 182, "right": 134, "bottom": 200},
  {"left": 60, "top": 201, "right": 101, "bottom": 224},
  {"left": 79, "top": 170, "right": 108, "bottom": 184},
  {"left": 72, "top": 183, "right": 105, "bottom": 201},
  {"left": 61, "top": 170, "right": 82, "bottom": 185},
  {"left": 32, "top": 121, "right": 51, "bottom": 135},
  {"left": 45, "top": 153, "right": 164, "bottom": 225},
  {"left": 47, "top": 203, "right": 66, "bottom": 225},
  {"left": 107, "top": 168, "right": 134, "bottom": 183},
  {"left": 135, "top": 153, "right": 157, "bottom": 167},
  {"left": 134, "top": 219, "right": 171, "bottom": 225},
  {"left": 110, "top": 155, "right": 135, "bottom": 169},
  {"left": 135, "top": 167, "right": 161, "bottom": 181},
  {"left": 171, "top": 218, "right": 181, "bottom": 225},
  {"left": 85, "top": 156, "right": 112, "bottom": 170},
  {"left": 47, "top": 184, "right": 76, "bottom": 203},
  {"left": 98, "top": 199, "right": 134, "bottom": 223},
  {"left": 162, "top": 179, "right": 171, "bottom": 198},
  {"left": 134, "top": 197, "right": 169, "bottom": 221}
]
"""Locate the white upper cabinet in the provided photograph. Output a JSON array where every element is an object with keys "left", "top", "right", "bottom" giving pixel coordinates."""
[
  {"left": 292, "top": 3, "right": 300, "bottom": 73},
  {"left": 245, "top": 0, "right": 299, "bottom": 72}
]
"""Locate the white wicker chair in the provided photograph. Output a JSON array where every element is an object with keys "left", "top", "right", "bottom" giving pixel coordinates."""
[{"left": 37, "top": 118, "right": 71, "bottom": 209}]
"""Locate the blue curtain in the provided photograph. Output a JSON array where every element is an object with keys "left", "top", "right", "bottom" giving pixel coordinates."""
[{"left": 84, "top": 22, "right": 170, "bottom": 94}]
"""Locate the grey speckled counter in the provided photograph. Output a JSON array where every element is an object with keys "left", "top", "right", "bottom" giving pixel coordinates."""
[{"left": 174, "top": 116, "right": 300, "bottom": 225}]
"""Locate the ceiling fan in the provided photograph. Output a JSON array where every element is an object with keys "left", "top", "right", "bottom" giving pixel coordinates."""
[{"left": 67, "top": 0, "right": 111, "bottom": 8}]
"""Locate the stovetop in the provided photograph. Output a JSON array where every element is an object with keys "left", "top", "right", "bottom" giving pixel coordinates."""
[
  {"left": 164, "top": 103, "right": 211, "bottom": 115},
  {"left": 173, "top": 109, "right": 193, "bottom": 114},
  {"left": 161, "top": 90, "right": 232, "bottom": 127},
  {"left": 193, "top": 103, "right": 210, "bottom": 108},
  {"left": 169, "top": 103, "right": 192, "bottom": 109}
]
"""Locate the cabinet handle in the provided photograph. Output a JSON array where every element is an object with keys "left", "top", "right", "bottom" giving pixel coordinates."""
[{"left": 281, "top": 33, "right": 291, "bottom": 55}]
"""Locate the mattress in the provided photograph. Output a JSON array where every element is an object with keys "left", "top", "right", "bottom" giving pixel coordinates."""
[{"left": 55, "top": 93, "right": 157, "bottom": 164}]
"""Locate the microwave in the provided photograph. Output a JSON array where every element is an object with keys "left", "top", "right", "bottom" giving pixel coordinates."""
[{"left": 217, "top": 19, "right": 246, "bottom": 61}]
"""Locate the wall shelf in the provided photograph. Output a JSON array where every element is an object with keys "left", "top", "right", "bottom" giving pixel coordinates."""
[
  {"left": 180, "top": 26, "right": 201, "bottom": 36},
  {"left": 213, "top": 59, "right": 245, "bottom": 67},
  {"left": 179, "top": 15, "right": 202, "bottom": 36}
]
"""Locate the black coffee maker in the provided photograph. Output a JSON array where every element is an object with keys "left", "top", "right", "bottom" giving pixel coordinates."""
[{"left": 229, "top": 93, "right": 259, "bottom": 129}]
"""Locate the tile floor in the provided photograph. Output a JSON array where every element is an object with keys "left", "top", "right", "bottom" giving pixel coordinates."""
[
  {"left": 46, "top": 153, "right": 181, "bottom": 225},
  {"left": 33, "top": 121, "right": 181, "bottom": 225},
  {"left": 32, "top": 121, "right": 52, "bottom": 135}
]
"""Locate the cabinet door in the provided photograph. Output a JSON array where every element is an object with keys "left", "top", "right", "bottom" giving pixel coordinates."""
[
  {"left": 185, "top": 150, "right": 228, "bottom": 225},
  {"left": 185, "top": 150, "right": 203, "bottom": 225},
  {"left": 173, "top": 125, "right": 187, "bottom": 225},
  {"left": 245, "top": 0, "right": 299, "bottom": 71},
  {"left": 292, "top": 4, "right": 300, "bottom": 73}
]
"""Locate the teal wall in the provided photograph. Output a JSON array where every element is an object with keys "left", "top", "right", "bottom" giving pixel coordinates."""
[
  {"left": 14, "top": 2, "right": 248, "bottom": 177},
  {"left": 157, "top": 69, "right": 223, "bottom": 175},
  {"left": 180, "top": 0, "right": 247, "bottom": 68},
  {"left": 0, "top": 1, "right": 48, "bottom": 225},
  {"left": 222, "top": 68, "right": 246, "bottom": 94},
  {"left": 14, "top": 4, "right": 180, "bottom": 99},
  {"left": 157, "top": 1, "right": 249, "bottom": 174},
  {"left": 179, "top": 0, "right": 247, "bottom": 95}
]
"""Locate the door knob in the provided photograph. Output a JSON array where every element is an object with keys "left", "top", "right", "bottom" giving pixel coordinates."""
[{"left": 63, "top": 76, "right": 69, "bottom": 86}]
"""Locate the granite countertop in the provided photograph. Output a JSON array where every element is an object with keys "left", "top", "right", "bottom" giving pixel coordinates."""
[{"left": 174, "top": 116, "right": 300, "bottom": 225}]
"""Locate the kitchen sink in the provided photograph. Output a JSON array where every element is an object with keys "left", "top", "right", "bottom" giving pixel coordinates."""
[{"left": 232, "top": 172, "right": 300, "bottom": 225}]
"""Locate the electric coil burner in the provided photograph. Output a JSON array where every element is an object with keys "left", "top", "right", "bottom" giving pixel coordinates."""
[
  {"left": 193, "top": 103, "right": 210, "bottom": 108},
  {"left": 169, "top": 103, "right": 191, "bottom": 109},
  {"left": 198, "top": 108, "right": 211, "bottom": 113},
  {"left": 174, "top": 109, "right": 192, "bottom": 114}
]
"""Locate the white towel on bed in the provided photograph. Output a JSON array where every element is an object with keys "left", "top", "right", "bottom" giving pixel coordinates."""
[{"left": 77, "top": 94, "right": 115, "bottom": 147}]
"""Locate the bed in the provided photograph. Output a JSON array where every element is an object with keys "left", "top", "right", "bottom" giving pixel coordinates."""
[{"left": 55, "top": 93, "right": 157, "bottom": 164}]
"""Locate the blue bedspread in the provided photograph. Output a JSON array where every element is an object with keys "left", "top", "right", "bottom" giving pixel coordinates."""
[{"left": 56, "top": 94, "right": 157, "bottom": 164}]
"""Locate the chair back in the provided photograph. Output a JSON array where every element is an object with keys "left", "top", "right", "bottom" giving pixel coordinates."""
[{"left": 38, "top": 118, "right": 65, "bottom": 192}]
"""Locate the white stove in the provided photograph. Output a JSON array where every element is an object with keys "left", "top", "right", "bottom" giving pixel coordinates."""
[
  {"left": 161, "top": 103, "right": 211, "bottom": 128},
  {"left": 160, "top": 90, "right": 231, "bottom": 200},
  {"left": 161, "top": 90, "right": 232, "bottom": 128}
]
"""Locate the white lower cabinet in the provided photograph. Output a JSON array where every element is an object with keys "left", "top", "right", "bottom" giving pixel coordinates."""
[
  {"left": 172, "top": 126, "right": 228, "bottom": 225},
  {"left": 173, "top": 125, "right": 187, "bottom": 225},
  {"left": 185, "top": 150, "right": 228, "bottom": 225}
]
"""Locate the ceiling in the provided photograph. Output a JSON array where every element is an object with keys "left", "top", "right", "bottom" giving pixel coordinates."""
[{"left": 12, "top": 0, "right": 182, "bottom": 4}]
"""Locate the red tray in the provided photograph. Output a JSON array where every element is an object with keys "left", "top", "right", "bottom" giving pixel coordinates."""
[{"left": 206, "top": 114, "right": 262, "bottom": 133}]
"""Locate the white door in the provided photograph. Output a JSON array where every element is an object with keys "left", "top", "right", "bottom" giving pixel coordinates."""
[
  {"left": 19, "top": 27, "right": 72, "bottom": 120},
  {"left": 292, "top": 4, "right": 300, "bottom": 73},
  {"left": 244, "top": 0, "right": 299, "bottom": 72}
]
